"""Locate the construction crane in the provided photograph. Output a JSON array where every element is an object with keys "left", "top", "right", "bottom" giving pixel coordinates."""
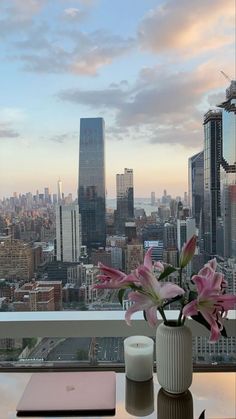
[{"left": 220, "top": 70, "right": 232, "bottom": 82}]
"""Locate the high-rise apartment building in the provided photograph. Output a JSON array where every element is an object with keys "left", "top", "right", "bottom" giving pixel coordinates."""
[
  {"left": 56, "top": 204, "right": 81, "bottom": 262},
  {"left": 78, "top": 118, "right": 106, "bottom": 249},
  {"left": 188, "top": 151, "right": 204, "bottom": 227},
  {"left": 218, "top": 80, "right": 236, "bottom": 259},
  {"left": 163, "top": 222, "right": 177, "bottom": 250},
  {"left": 203, "top": 109, "right": 222, "bottom": 258},
  {"left": 115, "top": 168, "right": 134, "bottom": 234}
]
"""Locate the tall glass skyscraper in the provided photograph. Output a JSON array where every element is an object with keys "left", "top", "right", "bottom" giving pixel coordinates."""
[
  {"left": 203, "top": 109, "right": 222, "bottom": 259},
  {"left": 218, "top": 80, "right": 236, "bottom": 258},
  {"left": 188, "top": 151, "right": 204, "bottom": 228},
  {"left": 78, "top": 117, "right": 106, "bottom": 250}
]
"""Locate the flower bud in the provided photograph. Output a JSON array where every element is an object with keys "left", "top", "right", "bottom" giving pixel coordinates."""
[{"left": 179, "top": 235, "right": 197, "bottom": 268}]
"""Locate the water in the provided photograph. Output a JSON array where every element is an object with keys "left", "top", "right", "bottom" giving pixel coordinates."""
[{"left": 106, "top": 198, "right": 158, "bottom": 216}]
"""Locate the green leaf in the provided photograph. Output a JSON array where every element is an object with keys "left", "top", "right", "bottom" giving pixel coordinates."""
[
  {"left": 118, "top": 289, "right": 125, "bottom": 306},
  {"left": 158, "top": 266, "right": 177, "bottom": 280},
  {"left": 198, "top": 410, "right": 205, "bottom": 419}
]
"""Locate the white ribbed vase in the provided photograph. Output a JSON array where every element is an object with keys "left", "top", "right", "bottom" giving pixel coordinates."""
[{"left": 156, "top": 322, "right": 192, "bottom": 394}]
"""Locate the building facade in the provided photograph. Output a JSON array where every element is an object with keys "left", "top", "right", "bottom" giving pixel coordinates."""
[
  {"left": 115, "top": 168, "right": 134, "bottom": 234},
  {"left": 0, "top": 239, "right": 33, "bottom": 280},
  {"left": 188, "top": 151, "right": 204, "bottom": 228},
  {"left": 78, "top": 118, "right": 106, "bottom": 249},
  {"left": 218, "top": 80, "right": 236, "bottom": 259},
  {"left": 56, "top": 204, "right": 81, "bottom": 263},
  {"left": 203, "top": 109, "right": 222, "bottom": 259}
]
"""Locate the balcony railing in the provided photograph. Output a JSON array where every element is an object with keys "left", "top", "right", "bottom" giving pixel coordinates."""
[{"left": 0, "top": 310, "right": 235, "bottom": 338}]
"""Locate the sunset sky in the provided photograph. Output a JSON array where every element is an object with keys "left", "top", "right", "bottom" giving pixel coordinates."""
[{"left": 0, "top": 0, "right": 235, "bottom": 199}]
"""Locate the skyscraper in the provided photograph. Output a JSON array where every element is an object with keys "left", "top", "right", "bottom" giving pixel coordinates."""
[
  {"left": 56, "top": 204, "right": 81, "bottom": 262},
  {"left": 115, "top": 168, "right": 134, "bottom": 234},
  {"left": 188, "top": 151, "right": 204, "bottom": 227},
  {"left": 203, "top": 109, "right": 222, "bottom": 259},
  {"left": 78, "top": 118, "right": 106, "bottom": 249},
  {"left": 57, "top": 178, "right": 63, "bottom": 204},
  {"left": 218, "top": 80, "right": 236, "bottom": 258}
]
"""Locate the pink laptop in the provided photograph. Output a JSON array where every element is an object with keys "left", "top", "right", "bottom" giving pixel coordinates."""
[{"left": 16, "top": 371, "right": 116, "bottom": 417}]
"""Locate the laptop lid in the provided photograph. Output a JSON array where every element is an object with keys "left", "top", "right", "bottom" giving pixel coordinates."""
[{"left": 16, "top": 371, "right": 116, "bottom": 417}]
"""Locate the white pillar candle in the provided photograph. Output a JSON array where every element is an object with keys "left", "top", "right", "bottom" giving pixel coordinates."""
[{"left": 124, "top": 336, "right": 154, "bottom": 382}]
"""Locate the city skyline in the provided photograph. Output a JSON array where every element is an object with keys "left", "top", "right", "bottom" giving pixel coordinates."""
[{"left": 0, "top": 1, "right": 235, "bottom": 198}]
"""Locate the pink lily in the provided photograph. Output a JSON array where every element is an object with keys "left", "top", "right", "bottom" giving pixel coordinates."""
[
  {"left": 125, "top": 264, "right": 185, "bottom": 327},
  {"left": 183, "top": 275, "right": 236, "bottom": 342},
  {"left": 93, "top": 263, "right": 133, "bottom": 289},
  {"left": 196, "top": 258, "right": 227, "bottom": 292},
  {"left": 179, "top": 235, "right": 197, "bottom": 268}
]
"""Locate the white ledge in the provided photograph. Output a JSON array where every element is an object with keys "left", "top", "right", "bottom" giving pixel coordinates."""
[{"left": 0, "top": 311, "right": 235, "bottom": 339}]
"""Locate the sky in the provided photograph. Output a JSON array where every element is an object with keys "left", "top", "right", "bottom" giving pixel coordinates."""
[{"left": 0, "top": 0, "right": 235, "bottom": 199}]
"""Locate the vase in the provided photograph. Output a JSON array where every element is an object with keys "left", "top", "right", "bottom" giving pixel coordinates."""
[
  {"left": 157, "top": 388, "right": 193, "bottom": 419},
  {"left": 156, "top": 322, "right": 192, "bottom": 394}
]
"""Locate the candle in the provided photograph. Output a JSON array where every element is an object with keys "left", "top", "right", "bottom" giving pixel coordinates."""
[
  {"left": 124, "top": 336, "right": 154, "bottom": 382},
  {"left": 125, "top": 377, "right": 154, "bottom": 416}
]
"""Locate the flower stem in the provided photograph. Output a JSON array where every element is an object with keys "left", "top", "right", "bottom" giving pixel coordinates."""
[
  {"left": 177, "top": 307, "right": 183, "bottom": 325},
  {"left": 159, "top": 307, "right": 167, "bottom": 323},
  {"left": 179, "top": 267, "right": 183, "bottom": 289}
]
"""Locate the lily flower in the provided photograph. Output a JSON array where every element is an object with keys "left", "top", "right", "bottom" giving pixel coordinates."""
[
  {"left": 93, "top": 263, "right": 133, "bottom": 289},
  {"left": 183, "top": 275, "right": 236, "bottom": 342},
  {"left": 179, "top": 235, "right": 197, "bottom": 268},
  {"left": 125, "top": 264, "right": 185, "bottom": 327},
  {"left": 196, "top": 258, "right": 227, "bottom": 292}
]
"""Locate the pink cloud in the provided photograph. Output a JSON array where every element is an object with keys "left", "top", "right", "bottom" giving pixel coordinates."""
[{"left": 138, "top": 0, "right": 234, "bottom": 56}]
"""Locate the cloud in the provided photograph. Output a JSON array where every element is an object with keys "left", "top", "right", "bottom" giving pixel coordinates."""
[
  {"left": 0, "top": 125, "right": 20, "bottom": 138},
  {"left": 0, "top": 0, "right": 45, "bottom": 37},
  {"left": 138, "top": 0, "right": 235, "bottom": 56},
  {"left": 63, "top": 8, "right": 85, "bottom": 20},
  {"left": 1, "top": 0, "right": 133, "bottom": 76},
  {"left": 58, "top": 86, "right": 128, "bottom": 108},
  {"left": 57, "top": 58, "right": 230, "bottom": 148},
  {"left": 10, "top": 28, "right": 134, "bottom": 75},
  {"left": 49, "top": 132, "right": 78, "bottom": 143}
]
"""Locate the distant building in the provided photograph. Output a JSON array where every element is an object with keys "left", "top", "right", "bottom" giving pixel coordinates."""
[
  {"left": 144, "top": 240, "right": 163, "bottom": 261},
  {"left": 106, "top": 246, "right": 123, "bottom": 270},
  {"left": 163, "top": 222, "right": 177, "bottom": 250},
  {"left": 91, "top": 248, "right": 112, "bottom": 267},
  {"left": 56, "top": 204, "right": 81, "bottom": 262},
  {"left": 115, "top": 168, "right": 134, "bottom": 234},
  {"left": 203, "top": 109, "right": 222, "bottom": 258},
  {"left": 177, "top": 218, "right": 196, "bottom": 252},
  {"left": 218, "top": 80, "right": 236, "bottom": 259},
  {"left": 78, "top": 118, "right": 106, "bottom": 249},
  {"left": 125, "top": 244, "right": 144, "bottom": 274},
  {"left": 0, "top": 239, "right": 33, "bottom": 280},
  {"left": 163, "top": 249, "right": 178, "bottom": 267},
  {"left": 125, "top": 221, "right": 137, "bottom": 243},
  {"left": 13, "top": 280, "right": 62, "bottom": 311},
  {"left": 188, "top": 151, "right": 204, "bottom": 227},
  {"left": 57, "top": 179, "right": 63, "bottom": 204},
  {"left": 151, "top": 192, "right": 156, "bottom": 206}
]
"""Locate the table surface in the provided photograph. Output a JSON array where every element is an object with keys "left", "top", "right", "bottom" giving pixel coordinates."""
[{"left": 0, "top": 371, "right": 235, "bottom": 419}]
